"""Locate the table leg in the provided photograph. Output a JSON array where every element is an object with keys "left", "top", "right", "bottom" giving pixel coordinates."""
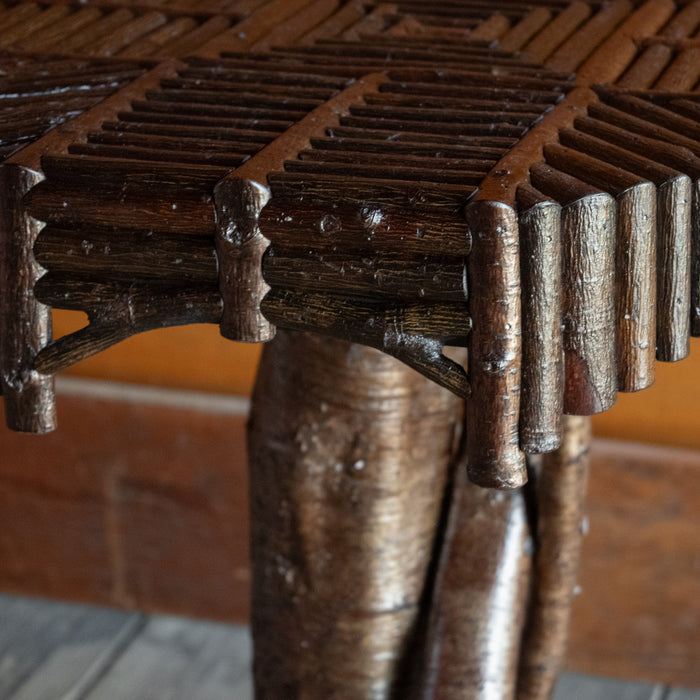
[
  {"left": 412, "top": 466, "right": 532, "bottom": 699},
  {"left": 247, "top": 330, "right": 463, "bottom": 698},
  {"left": 517, "top": 415, "right": 591, "bottom": 700}
]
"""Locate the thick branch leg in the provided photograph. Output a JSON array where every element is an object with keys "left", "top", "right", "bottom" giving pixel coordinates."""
[
  {"left": 247, "top": 330, "right": 463, "bottom": 699},
  {"left": 517, "top": 415, "right": 592, "bottom": 700},
  {"left": 413, "top": 464, "right": 533, "bottom": 700}
]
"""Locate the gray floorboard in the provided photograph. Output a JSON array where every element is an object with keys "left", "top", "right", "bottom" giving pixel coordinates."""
[
  {"left": 0, "top": 594, "right": 140, "bottom": 700},
  {"left": 666, "top": 689, "right": 700, "bottom": 699},
  {"left": 2, "top": 594, "right": 698, "bottom": 700},
  {"left": 553, "top": 672, "right": 663, "bottom": 700},
  {"left": 82, "top": 615, "right": 253, "bottom": 700}
]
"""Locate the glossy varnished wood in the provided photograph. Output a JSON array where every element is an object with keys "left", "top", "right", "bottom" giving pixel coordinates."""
[
  {"left": 656, "top": 175, "right": 692, "bottom": 362},
  {"left": 614, "top": 182, "right": 657, "bottom": 391},
  {"left": 559, "top": 192, "right": 617, "bottom": 415},
  {"left": 417, "top": 470, "right": 532, "bottom": 700},
  {"left": 0, "top": 165, "right": 56, "bottom": 432},
  {"left": 465, "top": 201, "right": 525, "bottom": 488},
  {"left": 517, "top": 416, "right": 591, "bottom": 700},
  {"left": 1, "top": 5, "right": 700, "bottom": 700},
  {"left": 517, "top": 188, "right": 563, "bottom": 453},
  {"left": 262, "top": 289, "right": 470, "bottom": 398},
  {"left": 215, "top": 73, "right": 385, "bottom": 344},
  {"left": 248, "top": 331, "right": 463, "bottom": 698}
]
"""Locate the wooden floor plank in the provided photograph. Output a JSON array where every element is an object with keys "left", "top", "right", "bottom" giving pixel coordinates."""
[
  {"left": 553, "top": 672, "right": 663, "bottom": 700},
  {"left": 666, "top": 689, "right": 700, "bottom": 699},
  {"left": 82, "top": 615, "right": 253, "bottom": 700},
  {"left": 0, "top": 594, "right": 140, "bottom": 700},
  {"left": 11, "top": 615, "right": 144, "bottom": 700},
  {"left": 3, "top": 594, "right": 697, "bottom": 699}
]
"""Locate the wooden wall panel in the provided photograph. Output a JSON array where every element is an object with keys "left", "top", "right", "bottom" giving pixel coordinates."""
[
  {"left": 0, "top": 384, "right": 250, "bottom": 622},
  {"left": 592, "top": 337, "right": 700, "bottom": 450},
  {"left": 568, "top": 439, "right": 700, "bottom": 689}
]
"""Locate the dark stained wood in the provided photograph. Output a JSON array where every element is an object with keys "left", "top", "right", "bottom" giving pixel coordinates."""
[
  {"left": 5, "top": 60, "right": 185, "bottom": 173},
  {"left": 0, "top": 3, "right": 71, "bottom": 50},
  {"left": 517, "top": 187, "right": 563, "bottom": 453},
  {"left": 196, "top": 0, "right": 319, "bottom": 59},
  {"left": 544, "top": 0, "right": 634, "bottom": 73},
  {"left": 498, "top": 6, "right": 552, "bottom": 53},
  {"left": 378, "top": 81, "right": 563, "bottom": 106},
  {"left": 214, "top": 72, "right": 386, "bottom": 343},
  {"left": 298, "top": 0, "right": 366, "bottom": 45},
  {"left": 522, "top": 1, "right": 592, "bottom": 64},
  {"left": 553, "top": 127, "right": 690, "bottom": 367},
  {"left": 25, "top": 183, "right": 215, "bottom": 238},
  {"left": 465, "top": 200, "right": 526, "bottom": 488},
  {"left": 33, "top": 228, "right": 217, "bottom": 283},
  {"left": 571, "top": 115, "right": 700, "bottom": 175},
  {"left": 559, "top": 192, "right": 617, "bottom": 415},
  {"left": 33, "top": 282, "right": 222, "bottom": 375},
  {"left": 613, "top": 181, "right": 657, "bottom": 391},
  {"left": 587, "top": 101, "right": 700, "bottom": 158},
  {"left": 531, "top": 161, "right": 617, "bottom": 416},
  {"left": 90, "top": 11, "right": 168, "bottom": 57},
  {"left": 262, "top": 248, "right": 467, "bottom": 303},
  {"left": 268, "top": 171, "right": 470, "bottom": 210},
  {"left": 55, "top": 8, "right": 136, "bottom": 54},
  {"left": 654, "top": 46, "right": 700, "bottom": 92},
  {"left": 247, "top": 330, "right": 463, "bottom": 698},
  {"left": 117, "top": 16, "right": 199, "bottom": 58},
  {"left": 260, "top": 198, "right": 471, "bottom": 258},
  {"left": 249, "top": 0, "right": 341, "bottom": 52},
  {"left": 474, "top": 86, "right": 598, "bottom": 207},
  {"left": 595, "top": 90, "right": 700, "bottom": 143},
  {"left": 154, "top": 15, "right": 232, "bottom": 59},
  {"left": 214, "top": 178, "right": 274, "bottom": 343},
  {"left": 14, "top": 7, "right": 103, "bottom": 53},
  {"left": 543, "top": 142, "right": 646, "bottom": 194},
  {"left": 39, "top": 156, "right": 230, "bottom": 193},
  {"left": 656, "top": 175, "right": 692, "bottom": 361},
  {"left": 574, "top": 0, "right": 676, "bottom": 86},
  {"left": 529, "top": 162, "right": 602, "bottom": 205},
  {"left": 517, "top": 416, "right": 591, "bottom": 700},
  {"left": 284, "top": 159, "right": 485, "bottom": 186},
  {"left": 416, "top": 470, "right": 532, "bottom": 700},
  {"left": 1, "top": 6, "right": 700, "bottom": 700},
  {"left": 469, "top": 12, "right": 511, "bottom": 41},
  {"left": 262, "top": 289, "right": 470, "bottom": 398},
  {"left": 0, "top": 164, "right": 56, "bottom": 433},
  {"left": 541, "top": 131, "right": 657, "bottom": 395}
]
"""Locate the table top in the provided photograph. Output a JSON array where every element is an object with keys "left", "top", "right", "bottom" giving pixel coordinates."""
[{"left": 0, "top": 0, "right": 698, "bottom": 481}]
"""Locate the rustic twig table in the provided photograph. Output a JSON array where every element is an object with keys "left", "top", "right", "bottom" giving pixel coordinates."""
[{"left": 0, "top": 0, "right": 699, "bottom": 697}]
